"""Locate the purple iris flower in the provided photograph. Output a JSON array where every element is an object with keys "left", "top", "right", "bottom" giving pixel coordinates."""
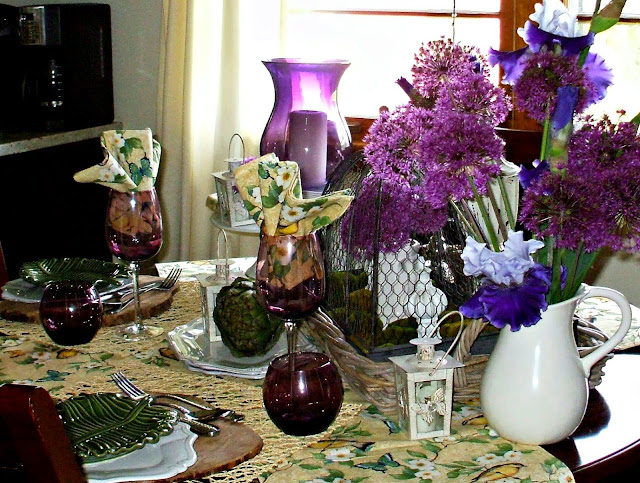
[
  {"left": 519, "top": 160, "right": 550, "bottom": 189},
  {"left": 489, "top": 22, "right": 610, "bottom": 105},
  {"left": 582, "top": 52, "right": 614, "bottom": 103},
  {"left": 396, "top": 77, "right": 413, "bottom": 97},
  {"left": 521, "top": 21, "right": 594, "bottom": 55},
  {"left": 552, "top": 86, "right": 579, "bottom": 130},
  {"left": 461, "top": 264, "right": 551, "bottom": 331}
]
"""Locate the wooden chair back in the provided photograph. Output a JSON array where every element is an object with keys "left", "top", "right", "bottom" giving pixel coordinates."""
[{"left": 0, "top": 384, "right": 86, "bottom": 482}]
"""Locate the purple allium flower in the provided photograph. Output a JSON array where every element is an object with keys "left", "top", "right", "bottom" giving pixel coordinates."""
[
  {"left": 419, "top": 110, "right": 504, "bottom": 203},
  {"left": 411, "top": 39, "right": 488, "bottom": 101},
  {"left": 520, "top": 116, "right": 640, "bottom": 252},
  {"left": 349, "top": 40, "right": 509, "bottom": 256},
  {"left": 513, "top": 50, "right": 596, "bottom": 124},
  {"left": 341, "top": 175, "right": 448, "bottom": 258}
]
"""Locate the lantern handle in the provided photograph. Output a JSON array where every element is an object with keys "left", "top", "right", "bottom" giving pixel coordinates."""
[
  {"left": 428, "top": 311, "right": 464, "bottom": 375},
  {"left": 228, "top": 133, "right": 245, "bottom": 160}
]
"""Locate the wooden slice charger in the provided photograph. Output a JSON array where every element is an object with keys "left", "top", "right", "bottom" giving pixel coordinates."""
[{"left": 0, "top": 276, "right": 178, "bottom": 326}]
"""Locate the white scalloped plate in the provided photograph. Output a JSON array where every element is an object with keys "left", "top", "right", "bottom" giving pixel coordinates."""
[{"left": 84, "top": 422, "right": 197, "bottom": 483}]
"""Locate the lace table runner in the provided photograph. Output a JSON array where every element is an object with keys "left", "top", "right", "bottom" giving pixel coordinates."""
[{"left": 2, "top": 281, "right": 626, "bottom": 481}]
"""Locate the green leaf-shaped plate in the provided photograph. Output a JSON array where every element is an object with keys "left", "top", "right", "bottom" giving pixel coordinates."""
[
  {"left": 57, "top": 393, "right": 178, "bottom": 463},
  {"left": 19, "top": 258, "right": 130, "bottom": 288}
]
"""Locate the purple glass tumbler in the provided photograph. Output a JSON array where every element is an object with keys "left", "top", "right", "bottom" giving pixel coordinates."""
[
  {"left": 39, "top": 281, "right": 103, "bottom": 345},
  {"left": 263, "top": 351, "right": 344, "bottom": 436},
  {"left": 260, "top": 58, "right": 352, "bottom": 185}
]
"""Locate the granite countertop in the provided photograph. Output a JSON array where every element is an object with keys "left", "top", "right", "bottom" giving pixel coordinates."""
[{"left": 0, "top": 122, "right": 122, "bottom": 157}]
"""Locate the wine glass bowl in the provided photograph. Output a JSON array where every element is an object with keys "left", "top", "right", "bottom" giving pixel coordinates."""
[
  {"left": 105, "top": 188, "right": 163, "bottom": 340},
  {"left": 39, "top": 280, "right": 103, "bottom": 345},
  {"left": 263, "top": 351, "right": 343, "bottom": 436},
  {"left": 255, "top": 231, "right": 325, "bottom": 320}
]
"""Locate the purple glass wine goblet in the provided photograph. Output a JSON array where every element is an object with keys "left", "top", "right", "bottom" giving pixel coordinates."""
[{"left": 105, "top": 187, "right": 163, "bottom": 340}]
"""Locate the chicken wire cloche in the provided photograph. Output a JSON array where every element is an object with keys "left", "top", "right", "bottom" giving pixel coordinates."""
[{"left": 321, "top": 152, "right": 495, "bottom": 362}]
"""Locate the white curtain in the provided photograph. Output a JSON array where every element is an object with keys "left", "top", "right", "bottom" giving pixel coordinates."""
[{"left": 156, "top": 0, "right": 285, "bottom": 262}]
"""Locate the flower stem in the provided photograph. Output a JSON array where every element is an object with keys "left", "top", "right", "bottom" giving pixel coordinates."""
[
  {"left": 486, "top": 181, "right": 509, "bottom": 242},
  {"left": 453, "top": 200, "right": 486, "bottom": 244},
  {"left": 469, "top": 176, "right": 500, "bottom": 251},
  {"left": 497, "top": 174, "right": 517, "bottom": 230},
  {"left": 540, "top": 116, "right": 551, "bottom": 162},
  {"left": 549, "top": 243, "right": 564, "bottom": 304}
]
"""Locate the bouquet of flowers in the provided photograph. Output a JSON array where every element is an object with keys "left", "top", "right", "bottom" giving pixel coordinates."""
[
  {"left": 344, "top": 39, "right": 512, "bottom": 258},
  {"left": 353, "top": 0, "right": 639, "bottom": 332},
  {"left": 461, "top": 0, "right": 640, "bottom": 331}
]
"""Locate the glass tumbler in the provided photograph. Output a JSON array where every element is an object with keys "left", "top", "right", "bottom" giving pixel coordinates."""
[
  {"left": 39, "top": 280, "right": 103, "bottom": 345},
  {"left": 263, "top": 351, "right": 344, "bottom": 436}
]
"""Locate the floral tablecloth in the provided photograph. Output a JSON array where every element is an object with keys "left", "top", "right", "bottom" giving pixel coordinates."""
[{"left": 3, "top": 275, "right": 636, "bottom": 482}]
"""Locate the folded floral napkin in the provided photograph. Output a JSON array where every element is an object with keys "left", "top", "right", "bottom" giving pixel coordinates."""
[
  {"left": 73, "top": 128, "right": 160, "bottom": 192},
  {"left": 234, "top": 154, "right": 353, "bottom": 236}
]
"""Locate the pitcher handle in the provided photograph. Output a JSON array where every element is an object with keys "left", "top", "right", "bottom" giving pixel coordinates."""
[{"left": 579, "top": 285, "right": 632, "bottom": 376}]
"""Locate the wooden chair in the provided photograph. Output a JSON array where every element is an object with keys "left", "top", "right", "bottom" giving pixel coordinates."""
[{"left": 0, "top": 384, "right": 86, "bottom": 482}]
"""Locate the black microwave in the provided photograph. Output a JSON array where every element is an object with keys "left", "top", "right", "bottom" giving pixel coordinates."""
[{"left": 0, "top": 3, "right": 114, "bottom": 132}]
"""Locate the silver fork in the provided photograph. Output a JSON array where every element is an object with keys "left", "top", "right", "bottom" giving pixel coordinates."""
[
  {"left": 111, "top": 371, "right": 242, "bottom": 421},
  {"left": 110, "top": 371, "right": 220, "bottom": 436},
  {"left": 103, "top": 268, "right": 182, "bottom": 313}
]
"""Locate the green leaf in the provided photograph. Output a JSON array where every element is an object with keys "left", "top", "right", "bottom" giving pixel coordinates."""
[
  {"left": 454, "top": 460, "right": 480, "bottom": 467},
  {"left": 406, "top": 450, "right": 429, "bottom": 458},
  {"left": 262, "top": 193, "right": 280, "bottom": 209},
  {"left": 312, "top": 215, "right": 331, "bottom": 229},
  {"left": 258, "top": 163, "right": 269, "bottom": 179},
  {"left": 447, "top": 470, "right": 460, "bottom": 478},
  {"left": 125, "top": 137, "right": 144, "bottom": 150},
  {"left": 100, "top": 353, "right": 114, "bottom": 361},
  {"left": 590, "top": 0, "right": 627, "bottom": 33},
  {"left": 420, "top": 442, "right": 442, "bottom": 454},
  {"left": 378, "top": 453, "right": 399, "bottom": 467},
  {"left": 631, "top": 110, "right": 640, "bottom": 125},
  {"left": 390, "top": 473, "right": 415, "bottom": 480},
  {"left": 327, "top": 469, "right": 345, "bottom": 479},
  {"left": 299, "top": 464, "right": 322, "bottom": 470}
]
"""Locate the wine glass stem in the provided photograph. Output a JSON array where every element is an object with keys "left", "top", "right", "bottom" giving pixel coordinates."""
[
  {"left": 131, "top": 261, "right": 143, "bottom": 330},
  {"left": 285, "top": 320, "right": 299, "bottom": 354}
]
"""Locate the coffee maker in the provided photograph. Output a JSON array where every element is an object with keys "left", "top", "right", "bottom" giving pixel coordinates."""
[{"left": 0, "top": 3, "right": 114, "bottom": 132}]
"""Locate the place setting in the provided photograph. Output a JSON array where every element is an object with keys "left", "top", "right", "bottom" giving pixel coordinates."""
[{"left": 50, "top": 371, "right": 259, "bottom": 483}]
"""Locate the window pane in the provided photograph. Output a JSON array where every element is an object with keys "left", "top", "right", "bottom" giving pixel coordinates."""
[
  {"left": 284, "top": 13, "right": 500, "bottom": 117},
  {"left": 288, "top": 0, "right": 500, "bottom": 14},
  {"left": 572, "top": 0, "right": 640, "bottom": 16},
  {"left": 579, "top": 21, "right": 640, "bottom": 120}
]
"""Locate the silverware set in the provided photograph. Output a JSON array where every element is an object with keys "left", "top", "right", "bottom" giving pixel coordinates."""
[
  {"left": 101, "top": 268, "right": 182, "bottom": 313},
  {"left": 110, "top": 371, "right": 243, "bottom": 437}
]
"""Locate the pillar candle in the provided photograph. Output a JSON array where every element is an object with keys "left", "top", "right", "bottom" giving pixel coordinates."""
[{"left": 288, "top": 110, "right": 328, "bottom": 191}]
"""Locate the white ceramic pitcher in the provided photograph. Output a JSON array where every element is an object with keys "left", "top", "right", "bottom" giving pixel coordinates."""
[{"left": 480, "top": 284, "right": 632, "bottom": 445}]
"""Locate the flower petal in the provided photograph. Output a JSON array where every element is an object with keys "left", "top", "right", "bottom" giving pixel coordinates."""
[
  {"left": 582, "top": 52, "right": 614, "bottom": 104},
  {"left": 522, "top": 21, "right": 594, "bottom": 55},
  {"left": 551, "top": 86, "right": 579, "bottom": 130},
  {"left": 489, "top": 47, "right": 528, "bottom": 85},
  {"left": 519, "top": 160, "right": 550, "bottom": 189}
]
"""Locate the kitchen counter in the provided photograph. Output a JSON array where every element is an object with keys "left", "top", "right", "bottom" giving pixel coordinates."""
[{"left": 0, "top": 122, "right": 122, "bottom": 157}]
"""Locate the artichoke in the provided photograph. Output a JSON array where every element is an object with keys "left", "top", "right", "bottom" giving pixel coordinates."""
[{"left": 213, "top": 277, "right": 284, "bottom": 357}]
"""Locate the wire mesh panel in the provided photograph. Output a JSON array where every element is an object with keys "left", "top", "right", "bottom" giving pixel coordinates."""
[{"left": 321, "top": 152, "right": 478, "bottom": 361}]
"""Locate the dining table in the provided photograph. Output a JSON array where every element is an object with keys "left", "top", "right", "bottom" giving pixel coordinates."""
[{"left": 1, "top": 260, "right": 640, "bottom": 482}]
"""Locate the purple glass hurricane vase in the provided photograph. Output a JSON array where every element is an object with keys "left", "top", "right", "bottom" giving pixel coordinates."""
[{"left": 260, "top": 59, "right": 353, "bottom": 190}]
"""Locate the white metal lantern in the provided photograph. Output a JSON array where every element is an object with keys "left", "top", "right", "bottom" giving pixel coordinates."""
[{"left": 389, "top": 314, "right": 464, "bottom": 440}]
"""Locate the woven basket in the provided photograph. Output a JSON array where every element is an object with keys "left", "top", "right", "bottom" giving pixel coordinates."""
[{"left": 303, "top": 309, "right": 611, "bottom": 416}]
